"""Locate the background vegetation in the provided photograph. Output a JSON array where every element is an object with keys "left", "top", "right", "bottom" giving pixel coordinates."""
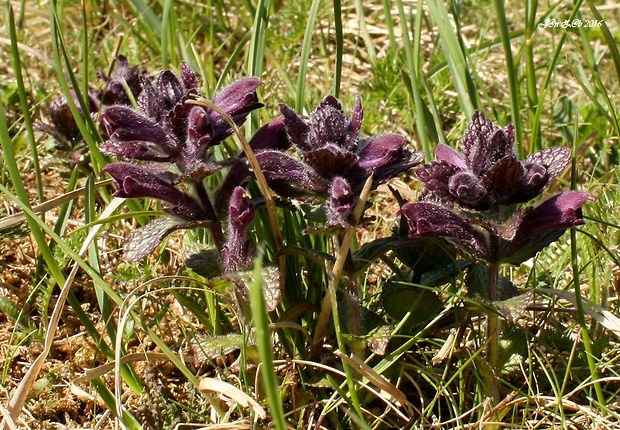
[{"left": 1, "top": 0, "right": 619, "bottom": 428}]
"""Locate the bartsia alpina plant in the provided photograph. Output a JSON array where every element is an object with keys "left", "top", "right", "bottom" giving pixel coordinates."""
[
  {"left": 398, "top": 110, "right": 592, "bottom": 402},
  {"left": 99, "top": 62, "right": 266, "bottom": 272}
]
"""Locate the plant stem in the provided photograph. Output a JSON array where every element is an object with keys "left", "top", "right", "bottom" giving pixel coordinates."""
[{"left": 486, "top": 261, "right": 501, "bottom": 406}]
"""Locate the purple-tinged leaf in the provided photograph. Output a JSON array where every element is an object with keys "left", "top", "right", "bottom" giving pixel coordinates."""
[
  {"left": 123, "top": 215, "right": 186, "bottom": 261},
  {"left": 213, "top": 77, "right": 262, "bottom": 119},
  {"left": 175, "top": 158, "right": 227, "bottom": 184},
  {"left": 100, "top": 106, "right": 180, "bottom": 160},
  {"left": 279, "top": 103, "right": 310, "bottom": 150},
  {"left": 399, "top": 202, "right": 488, "bottom": 257},
  {"left": 345, "top": 97, "right": 363, "bottom": 150},
  {"left": 481, "top": 156, "right": 524, "bottom": 202},
  {"left": 499, "top": 191, "right": 591, "bottom": 264},
  {"left": 180, "top": 61, "right": 199, "bottom": 92},
  {"left": 356, "top": 134, "right": 408, "bottom": 171},
  {"left": 156, "top": 70, "right": 186, "bottom": 112},
  {"left": 525, "top": 146, "right": 571, "bottom": 185},
  {"left": 248, "top": 116, "right": 290, "bottom": 152},
  {"left": 435, "top": 143, "right": 467, "bottom": 169},
  {"left": 102, "top": 162, "right": 205, "bottom": 219},
  {"left": 305, "top": 144, "right": 358, "bottom": 177},
  {"left": 461, "top": 110, "right": 515, "bottom": 176},
  {"left": 308, "top": 95, "right": 347, "bottom": 148},
  {"left": 256, "top": 150, "right": 328, "bottom": 196},
  {"left": 518, "top": 191, "right": 590, "bottom": 233},
  {"left": 416, "top": 161, "right": 462, "bottom": 201}
]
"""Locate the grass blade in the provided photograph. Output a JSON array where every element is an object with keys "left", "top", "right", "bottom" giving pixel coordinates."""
[
  {"left": 249, "top": 256, "right": 287, "bottom": 429},
  {"left": 295, "top": 0, "right": 321, "bottom": 112},
  {"left": 7, "top": 5, "right": 43, "bottom": 203},
  {"left": 426, "top": 0, "right": 477, "bottom": 119},
  {"left": 492, "top": 0, "right": 523, "bottom": 156}
]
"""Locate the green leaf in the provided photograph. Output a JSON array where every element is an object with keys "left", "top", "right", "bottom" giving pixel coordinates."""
[
  {"left": 191, "top": 333, "right": 246, "bottom": 367},
  {"left": 380, "top": 282, "right": 443, "bottom": 330},
  {"left": 184, "top": 243, "right": 223, "bottom": 279},
  {"left": 465, "top": 263, "right": 517, "bottom": 301}
]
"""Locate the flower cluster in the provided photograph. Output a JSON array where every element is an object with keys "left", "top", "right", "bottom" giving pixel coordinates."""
[
  {"left": 255, "top": 96, "right": 423, "bottom": 226},
  {"left": 399, "top": 110, "right": 590, "bottom": 265},
  {"left": 95, "top": 61, "right": 590, "bottom": 299},
  {"left": 98, "top": 61, "right": 265, "bottom": 272},
  {"left": 38, "top": 56, "right": 149, "bottom": 148}
]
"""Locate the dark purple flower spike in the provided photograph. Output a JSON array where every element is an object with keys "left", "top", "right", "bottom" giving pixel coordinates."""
[
  {"left": 99, "top": 62, "right": 266, "bottom": 264},
  {"left": 101, "top": 69, "right": 263, "bottom": 181},
  {"left": 222, "top": 187, "right": 256, "bottom": 272},
  {"left": 99, "top": 55, "right": 150, "bottom": 105},
  {"left": 400, "top": 110, "right": 590, "bottom": 265},
  {"left": 41, "top": 89, "right": 100, "bottom": 145},
  {"left": 256, "top": 95, "right": 422, "bottom": 226},
  {"left": 417, "top": 110, "right": 571, "bottom": 210}
]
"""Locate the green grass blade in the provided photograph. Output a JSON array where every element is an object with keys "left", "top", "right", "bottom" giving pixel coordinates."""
[
  {"left": 585, "top": 0, "right": 620, "bottom": 88},
  {"left": 7, "top": 5, "right": 43, "bottom": 203},
  {"left": 570, "top": 117, "right": 605, "bottom": 409},
  {"left": 295, "top": 0, "right": 321, "bottom": 112},
  {"left": 247, "top": 0, "right": 270, "bottom": 134},
  {"left": 492, "top": 0, "right": 523, "bottom": 156},
  {"left": 332, "top": 0, "right": 343, "bottom": 98},
  {"left": 161, "top": 0, "right": 174, "bottom": 69},
  {"left": 50, "top": 0, "right": 107, "bottom": 174},
  {"left": 395, "top": 0, "right": 430, "bottom": 160},
  {"left": 123, "top": 0, "right": 162, "bottom": 42},
  {"left": 249, "top": 256, "right": 287, "bottom": 429},
  {"left": 426, "top": 0, "right": 477, "bottom": 119},
  {"left": 530, "top": 0, "right": 581, "bottom": 151},
  {"left": 525, "top": 0, "right": 540, "bottom": 152}
]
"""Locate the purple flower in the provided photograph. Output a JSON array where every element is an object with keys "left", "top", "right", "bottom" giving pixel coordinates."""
[
  {"left": 222, "top": 187, "right": 255, "bottom": 272},
  {"left": 417, "top": 111, "right": 571, "bottom": 210},
  {"left": 399, "top": 191, "right": 591, "bottom": 264},
  {"left": 255, "top": 95, "right": 422, "bottom": 225},
  {"left": 499, "top": 191, "right": 591, "bottom": 264},
  {"left": 98, "top": 62, "right": 267, "bottom": 264},
  {"left": 42, "top": 89, "right": 100, "bottom": 145},
  {"left": 277, "top": 96, "right": 420, "bottom": 190},
  {"left": 100, "top": 64, "right": 262, "bottom": 178},
  {"left": 100, "top": 107, "right": 181, "bottom": 161},
  {"left": 99, "top": 55, "right": 150, "bottom": 105},
  {"left": 325, "top": 177, "right": 356, "bottom": 226}
]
